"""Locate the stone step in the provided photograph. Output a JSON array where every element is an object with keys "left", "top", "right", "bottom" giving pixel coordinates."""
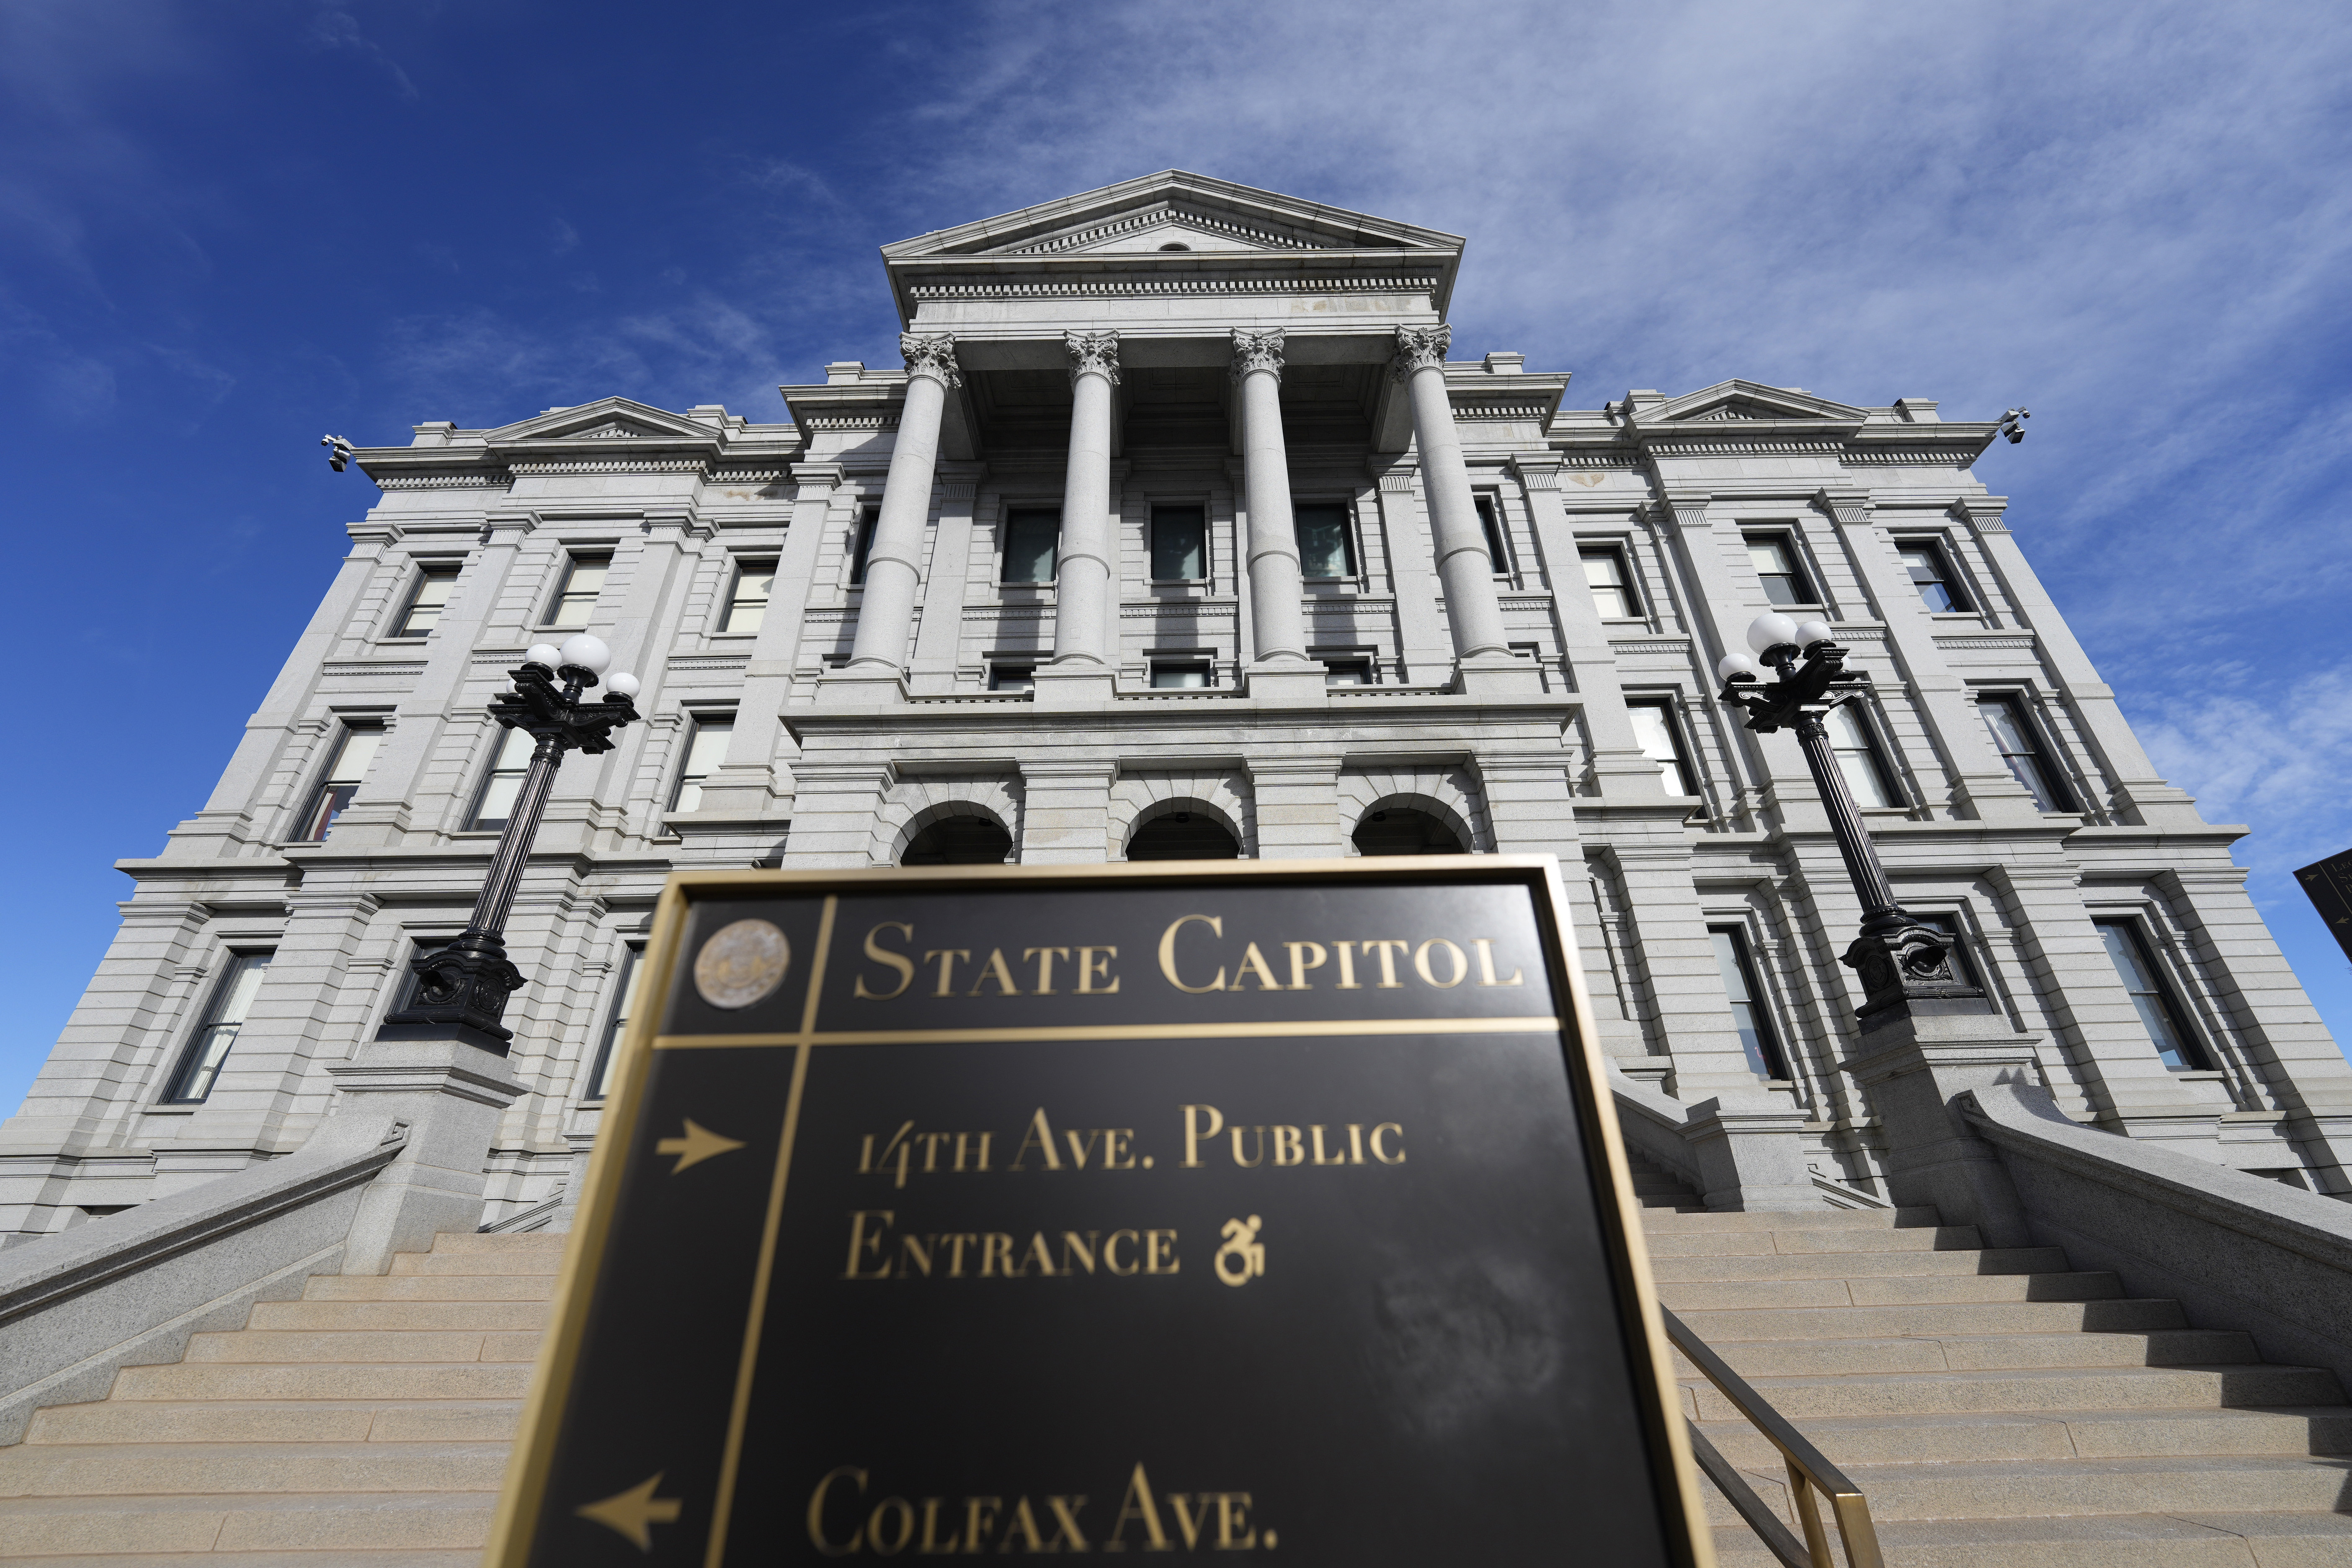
[
  {"left": 0, "top": 1491, "right": 495, "bottom": 1557},
  {"left": 1828, "top": 1454, "right": 2352, "bottom": 1521},
  {"left": 1698, "top": 1404, "right": 2352, "bottom": 1467},
  {"left": 1638, "top": 1197, "right": 1705, "bottom": 1211},
  {"left": 1676, "top": 1298, "right": 2187, "bottom": 1342},
  {"left": 1650, "top": 1246, "right": 2068, "bottom": 1283},
  {"left": 25, "top": 1399, "right": 521, "bottom": 1446},
  {"left": 181, "top": 1330, "right": 540, "bottom": 1364},
  {"left": 108, "top": 1362, "right": 535, "bottom": 1404},
  {"left": 1660, "top": 1271, "right": 2124, "bottom": 1312},
  {"left": 1712, "top": 1510, "right": 2352, "bottom": 1565},
  {"left": 422, "top": 1232, "right": 566, "bottom": 1255},
  {"left": 1680, "top": 1329, "right": 2260, "bottom": 1380},
  {"left": 0, "top": 1554, "right": 480, "bottom": 1568},
  {"left": 1687, "top": 1362, "right": 2341, "bottom": 1420},
  {"left": 248, "top": 1299, "right": 552, "bottom": 1333},
  {"left": 0, "top": 1441, "right": 510, "bottom": 1499},
  {"left": 387, "top": 1251, "right": 562, "bottom": 1277},
  {"left": 1643, "top": 1206, "right": 1941, "bottom": 1233},
  {"left": 303, "top": 1273, "right": 557, "bottom": 1302},
  {"left": 1643, "top": 1224, "right": 1986, "bottom": 1258}
]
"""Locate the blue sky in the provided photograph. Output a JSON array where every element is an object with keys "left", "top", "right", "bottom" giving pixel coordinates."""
[{"left": 4, "top": 0, "right": 2350, "bottom": 1113}]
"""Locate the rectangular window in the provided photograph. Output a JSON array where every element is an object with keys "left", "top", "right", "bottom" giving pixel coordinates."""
[
  {"left": 468, "top": 726, "right": 536, "bottom": 831},
  {"left": 2096, "top": 919, "right": 2209, "bottom": 1071},
  {"left": 671, "top": 716, "right": 734, "bottom": 813},
  {"left": 295, "top": 723, "right": 383, "bottom": 842},
  {"left": 1745, "top": 534, "right": 1814, "bottom": 606},
  {"left": 1827, "top": 702, "right": 1901, "bottom": 808},
  {"left": 1979, "top": 695, "right": 2072, "bottom": 811},
  {"left": 392, "top": 565, "right": 459, "bottom": 637},
  {"left": 1323, "top": 658, "right": 1373, "bottom": 686},
  {"left": 585, "top": 947, "right": 642, "bottom": 1101},
  {"left": 1627, "top": 700, "right": 1698, "bottom": 797},
  {"left": 848, "top": 507, "right": 880, "bottom": 585},
  {"left": 163, "top": 952, "right": 272, "bottom": 1104},
  {"left": 1709, "top": 928, "right": 1788, "bottom": 1079},
  {"left": 1150, "top": 660, "right": 1212, "bottom": 690},
  {"left": 545, "top": 554, "right": 610, "bottom": 629},
  {"left": 1475, "top": 496, "right": 1510, "bottom": 574},
  {"left": 1898, "top": 540, "right": 1968, "bottom": 613},
  {"left": 1001, "top": 508, "right": 1060, "bottom": 584},
  {"left": 1294, "top": 503, "right": 1355, "bottom": 580},
  {"left": 1150, "top": 506, "right": 1206, "bottom": 582},
  {"left": 1581, "top": 548, "right": 1639, "bottom": 618},
  {"left": 719, "top": 559, "right": 775, "bottom": 634},
  {"left": 988, "top": 663, "right": 1034, "bottom": 693}
]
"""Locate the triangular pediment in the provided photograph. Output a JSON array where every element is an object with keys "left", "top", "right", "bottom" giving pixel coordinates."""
[
  {"left": 1652, "top": 381, "right": 1870, "bottom": 424},
  {"left": 884, "top": 171, "right": 1461, "bottom": 260},
  {"left": 482, "top": 397, "right": 722, "bottom": 446}
]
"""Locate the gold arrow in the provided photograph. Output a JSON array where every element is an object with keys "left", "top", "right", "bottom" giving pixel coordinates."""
[
  {"left": 576, "top": 1471, "right": 682, "bottom": 1551},
  {"left": 655, "top": 1119, "right": 746, "bottom": 1175}
]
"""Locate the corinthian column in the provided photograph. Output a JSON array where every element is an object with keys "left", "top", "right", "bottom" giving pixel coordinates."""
[
  {"left": 1232, "top": 328, "right": 1309, "bottom": 666},
  {"left": 1050, "top": 330, "right": 1119, "bottom": 666},
  {"left": 1393, "top": 325, "right": 1511, "bottom": 663},
  {"left": 844, "top": 333, "right": 958, "bottom": 677}
]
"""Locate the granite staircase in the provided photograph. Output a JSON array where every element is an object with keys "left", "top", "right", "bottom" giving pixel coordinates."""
[
  {"left": 1625, "top": 1153, "right": 2352, "bottom": 1564},
  {"left": 0, "top": 1231, "right": 556, "bottom": 1565}
]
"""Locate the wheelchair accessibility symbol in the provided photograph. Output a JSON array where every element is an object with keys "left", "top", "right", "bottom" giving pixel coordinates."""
[{"left": 1215, "top": 1215, "right": 1266, "bottom": 1287}]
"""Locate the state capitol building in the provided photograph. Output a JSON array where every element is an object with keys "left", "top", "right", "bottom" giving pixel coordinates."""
[{"left": 7, "top": 171, "right": 2346, "bottom": 1234}]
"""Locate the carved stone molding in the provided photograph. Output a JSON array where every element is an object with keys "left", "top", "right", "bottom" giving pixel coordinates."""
[
  {"left": 899, "top": 333, "right": 962, "bottom": 389},
  {"left": 1390, "top": 324, "right": 1452, "bottom": 382},
  {"left": 1063, "top": 330, "right": 1121, "bottom": 387},
  {"left": 1229, "top": 328, "right": 1285, "bottom": 383}
]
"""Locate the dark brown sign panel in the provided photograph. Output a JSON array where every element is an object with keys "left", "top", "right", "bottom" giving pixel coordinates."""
[
  {"left": 487, "top": 859, "right": 1712, "bottom": 1568},
  {"left": 2298, "top": 849, "right": 2352, "bottom": 965}
]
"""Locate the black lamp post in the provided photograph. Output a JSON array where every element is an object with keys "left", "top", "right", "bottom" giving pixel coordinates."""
[
  {"left": 377, "top": 632, "right": 641, "bottom": 1056},
  {"left": 1718, "top": 612, "right": 1985, "bottom": 1031}
]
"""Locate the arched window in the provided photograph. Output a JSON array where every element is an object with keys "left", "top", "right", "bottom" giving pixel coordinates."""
[
  {"left": 1352, "top": 808, "right": 1465, "bottom": 856},
  {"left": 1127, "top": 812, "right": 1239, "bottom": 861},
  {"left": 900, "top": 815, "right": 1013, "bottom": 866}
]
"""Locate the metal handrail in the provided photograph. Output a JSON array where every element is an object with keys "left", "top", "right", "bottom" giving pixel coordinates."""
[{"left": 1662, "top": 1306, "right": 1885, "bottom": 1568}]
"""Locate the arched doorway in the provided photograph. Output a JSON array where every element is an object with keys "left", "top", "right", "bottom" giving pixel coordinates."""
[
  {"left": 900, "top": 815, "right": 1014, "bottom": 865},
  {"left": 1352, "top": 807, "right": 1466, "bottom": 856},
  {"left": 1126, "top": 811, "right": 1240, "bottom": 861}
]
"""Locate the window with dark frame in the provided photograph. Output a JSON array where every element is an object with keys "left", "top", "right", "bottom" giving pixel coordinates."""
[
  {"left": 1744, "top": 533, "right": 1814, "bottom": 606},
  {"left": 585, "top": 946, "right": 642, "bottom": 1101},
  {"left": 467, "top": 726, "right": 536, "bottom": 831},
  {"left": 988, "top": 664, "right": 1035, "bottom": 693},
  {"left": 1827, "top": 701, "right": 1902, "bottom": 808},
  {"left": 848, "top": 507, "right": 881, "bottom": 585},
  {"left": 1581, "top": 548, "right": 1640, "bottom": 618},
  {"left": 1979, "top": 694, "right": 2073, "bottom": 811},
  {"left": 163, "top": 952, "right": 273, "bottom": 1104},
  {"left": 2095, "top": 918, "right": 2210, "bottom": 1071},
  {"left": 670, "top": 715, "right": 735, "bottom": 813},
  {"left": 1150, "top": 660, "right": 1212, "bottom": 690},
  {"left": 1150, "top": 506, "right": 1207, "bottom": 582},
  {"left": 1708, "top": 928, "right": 1788, "bottom": 1079},
  {"left": 1898, "top": 540, "right": 1968, "bottom": 613},
  {"left": 1475, "top": 496, "right": 1510, "bottom": 574},
  {"left": 719, "top": 559, "right": 775, "bottom": 633},
  {"left": 1293, "top": 503, "right": 1355, "bottom": 580},
  {"left": 1627, "top": 699, "right": 1699, "bottom": 797},
  {"left": 544, "top": 554, "right": 610, "bottom": 629},
  {"left": 392, "top": 565, "right": 460, "bottom": 637},
  {"left": 295, "top": 723, "right": 384, "bottom": 842},
  {"left": 1001, "top": 508, "right": 1060, "bottom": 584}
]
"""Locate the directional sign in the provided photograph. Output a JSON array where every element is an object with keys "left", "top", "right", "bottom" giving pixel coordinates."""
[
  {"left": 486, "top": 859, "right": 1711, "bottom": 1567},
  {"left": 2298, "top": 849, "right": 2352, "bottom": 966}
]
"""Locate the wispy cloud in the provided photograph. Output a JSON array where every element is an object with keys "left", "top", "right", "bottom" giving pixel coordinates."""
[{"left": 307, "top": 6, "right": 418, "bottom": 103}]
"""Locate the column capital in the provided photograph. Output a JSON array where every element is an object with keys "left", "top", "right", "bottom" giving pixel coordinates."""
[
  {"left": 1815, "top": 488, "right": 1873, "bottom": 528},
  {"left": 1508, "top": 451, "right": 1563, "bottom": 490},
  {"left": 1390, "top": 324, "right": 1452, "bottom": 381},
  {"left": 1653, "top": 494, "right": 1712, "bottom": 532},
  {"left": 899, "top": 333, "right": 962, "bottom": 389},
  {"left": 1955, "top": 494, "right": 2011, "bottom": 535},
  {"left": 1063, "top": 330, "right": 1121, "bottom": 387},
  {"left": 1229, "top": 327, "right": 1285, "bottom": 382}
]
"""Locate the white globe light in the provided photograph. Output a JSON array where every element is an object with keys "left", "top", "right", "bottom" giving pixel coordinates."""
[
  {"left": 526, "top": 643, "right": 562, "bottom": 670},
  {"left": 557, "top": 633, "right": 613, "bottom": 675},
  {"left": 1717, "top": 652, "right": 1765, "bottom": 683},
  {"left": 1794, "top": 619, "right": 1835, "bottom": 648},
  {"left": 606, "top": 671, "right": 641, "bottom": 699},
  {"left": 1746, "top": 612, "right": 1800, "bottom": 654}
]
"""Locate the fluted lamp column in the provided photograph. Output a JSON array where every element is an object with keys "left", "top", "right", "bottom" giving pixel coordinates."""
[
  {"left": 1393, "top": 325, "right": 1527, "bottom": 691},
  {"left": 1035, "top": 330, "right": 1121, "bottom": 708},
  {"left": 829, "top": 332, "right": 957, "bottom": 701}
]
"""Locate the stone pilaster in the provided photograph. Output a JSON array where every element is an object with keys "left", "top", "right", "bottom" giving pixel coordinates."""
[
  {"left": 1016, "top": 760, "right": 1117, "bottom": 863},
  {"left": 1247, "top": 758, "right": 1343, "bottom": 859}
]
